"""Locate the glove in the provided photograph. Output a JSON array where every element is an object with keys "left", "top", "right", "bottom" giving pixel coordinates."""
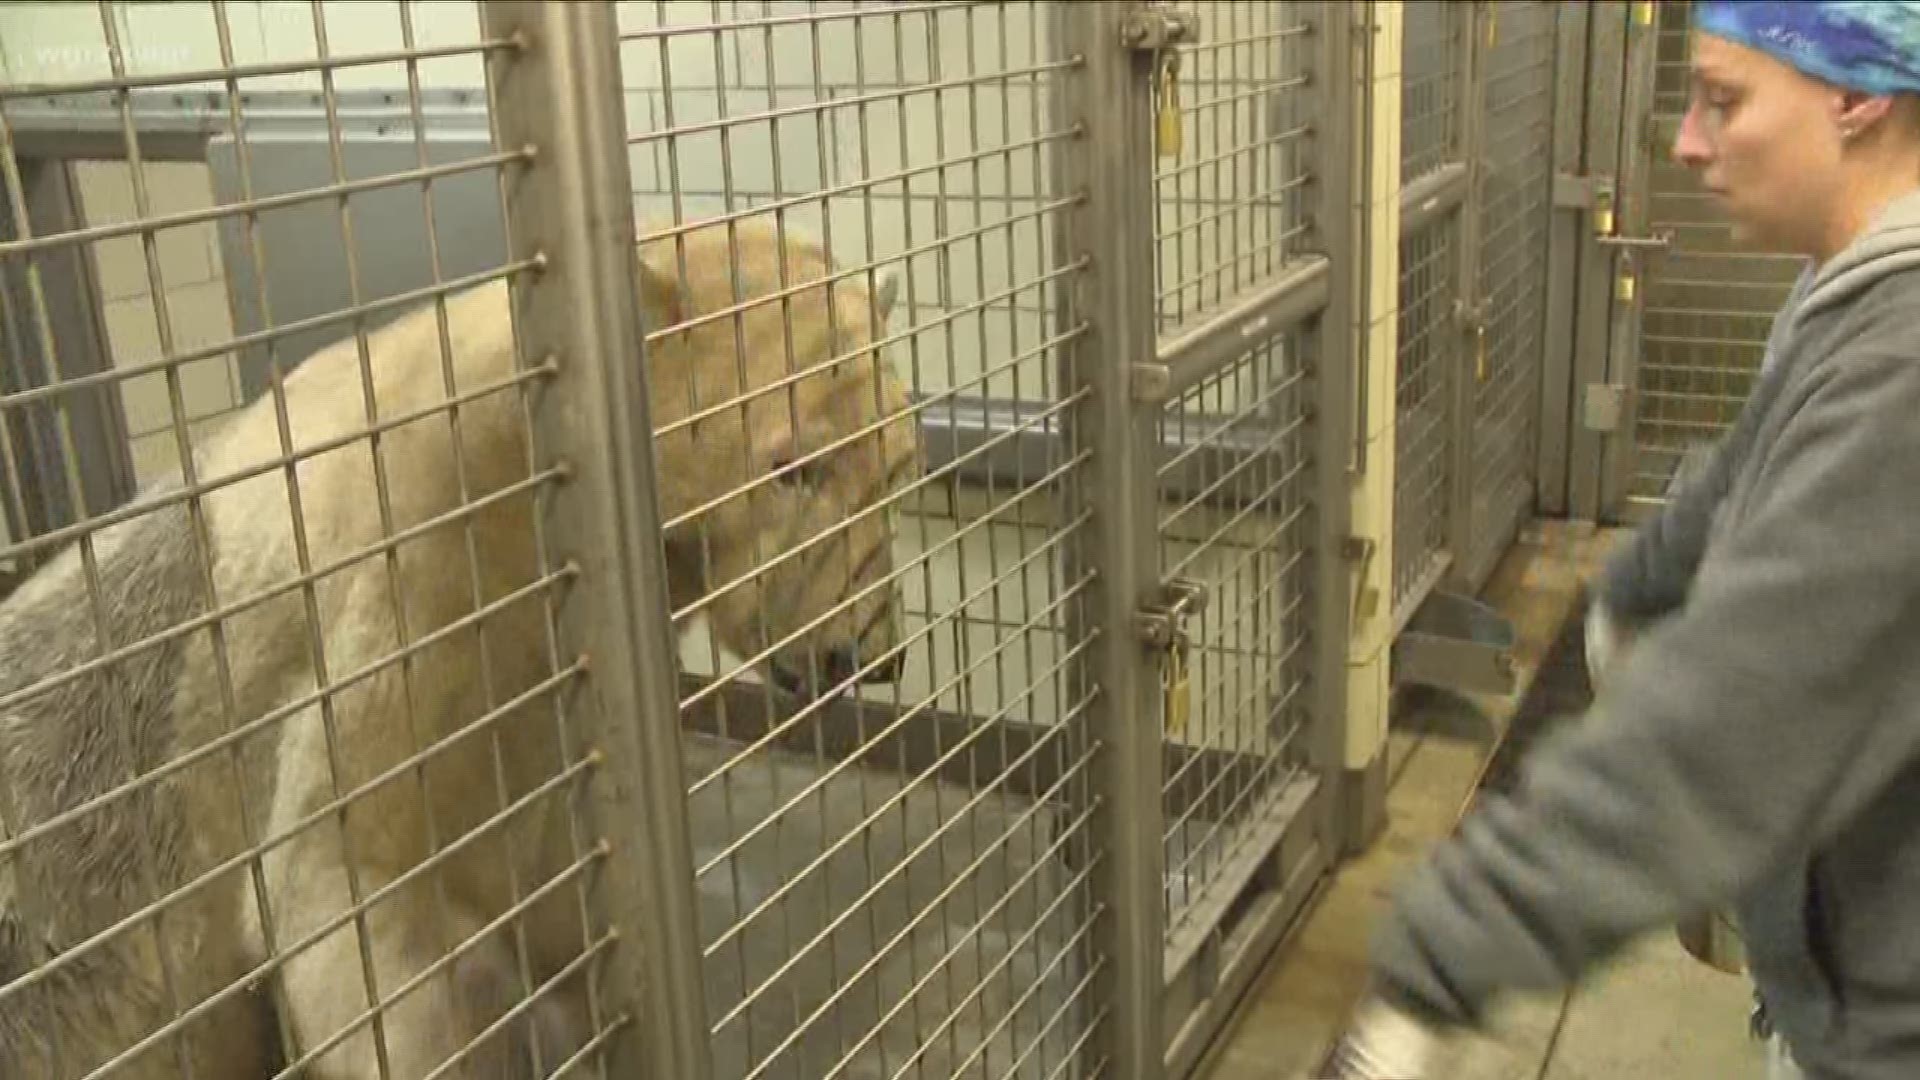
[{"left": 1313, "top": 994, "right": 1441, "bottom": 1078}]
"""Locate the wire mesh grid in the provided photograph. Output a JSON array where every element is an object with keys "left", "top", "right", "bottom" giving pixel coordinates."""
[
  {"left": 0, "top": 5, "right": 633, "bottom": 1079},
  {"left": 1153, "top": 331, "right": 1316, "bottom": 933},
  {"left": 1153, "top": 0, "right": 1314, "bottom": 335},
  {"left": 1629, "top": 0, "right": 1802, "bottom": 506},
  {"left": 1392, "top": 218, "right": 1456, "bottom": 623},
  {"left": 1469, "top": 0, "right": 1556, "bottom": 576},
  {"left": 1400, "top": 0, "right": 1461, "bottom": 185},
  {"left": 620, "top": 3, "right": 1098, "bottom": 1077}
]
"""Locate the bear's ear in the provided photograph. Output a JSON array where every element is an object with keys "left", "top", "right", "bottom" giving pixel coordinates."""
[
  {"left": 873, "top": 266, "right": 901, "bottom": 321},
  {"left": 634, "top": 253, "right": 688, "bottom": 332}
]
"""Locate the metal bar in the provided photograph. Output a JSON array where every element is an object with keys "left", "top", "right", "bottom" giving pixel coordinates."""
[
  {"left": 475, "top": 5, "right": 714, "bottom": 1079},
  {"left": 0, "top": 39, "right": 517, "bottom": 101},
  {"left": 1567, "top": 3, "right": 1627, "bottom": 523},
  {"left": 1307, "top": 0, "right": 1361, "bottom": 849},
  {"left": 1397, "top": 161, "right": 1468, "bottom": 241},
  {"left": 1141, "top": 257, "right": 1332, "bottom": 404},
  {"left": 1348, "top": 0, "right": 1379, "bottom": 481},
  {"left": 1535, "top": 1, "right": 1595, "bottom": 517},
  {"left": 1051, "top": 4, "right": 1166, "bottom": 1076},
  {"left": 1601, "top": 0, "right": 1660, "bottom": 521},
  {"left": 1, "top": 86, "right": 492, "bottom": 162},
  {"left": 1444, "top": 0, "right": 1486, "bottom": 593}
]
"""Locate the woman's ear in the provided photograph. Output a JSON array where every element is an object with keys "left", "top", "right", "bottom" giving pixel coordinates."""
[{"left": 1836, "top": 91, "right": 1895, "bottom": 140}]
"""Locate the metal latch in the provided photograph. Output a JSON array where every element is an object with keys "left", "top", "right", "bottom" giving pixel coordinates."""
[
  {"left": 1583, "top": 382, "right": 1631, "bottom": 433},
  {"left": 1455, "top": 297, "right": 1490, "bottom": 383},
  {"left": 1120, "top": 8, "right": 1194, "bottom": 51},
  {"left": 1553, "top": 171, "right": 1607, "bottom": 211},
  {"left": 1596, "top": 230, "right": 1674, "bottom": 252},
  {"left": 1139, "top": 577, "right": 1206, "bottom": 736}
]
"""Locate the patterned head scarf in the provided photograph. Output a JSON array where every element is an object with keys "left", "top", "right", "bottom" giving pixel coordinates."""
[{"left": 1693, "top": 1, "right": 1920, "bottom": 97}]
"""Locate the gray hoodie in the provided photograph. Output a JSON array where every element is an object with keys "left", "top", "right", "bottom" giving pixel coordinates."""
[
  {"left": 1369, "top": 187, "right": 1920, "bottom": 1080},
  {"left": 1594, "top": 260, "right": 1813, "bottom": 628}
]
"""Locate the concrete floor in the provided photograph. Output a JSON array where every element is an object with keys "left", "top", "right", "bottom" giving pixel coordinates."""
[{"left": 1194, "top": 521, "right": 1771, "bottom": 1080}]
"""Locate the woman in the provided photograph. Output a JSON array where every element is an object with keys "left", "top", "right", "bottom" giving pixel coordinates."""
[{"left": 1328, "top": 3, "right": 1920, "bottom": 1078}]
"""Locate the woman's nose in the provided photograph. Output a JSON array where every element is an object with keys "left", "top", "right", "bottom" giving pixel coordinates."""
[{"left": 1672, "top": 102, "right": 1711, "bottom": 167}]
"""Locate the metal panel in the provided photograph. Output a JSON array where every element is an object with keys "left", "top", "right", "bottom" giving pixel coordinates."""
[
  {"left": 620, "top": 2, "right": 1102, "bottom": 1077},
  {"left": 0, "top": 5, "right": 640, "bottom": 1080},
  {"left": 1141, "top": 4, "right": 1342, "bottom": 1069},
  {"left": 1392, "top": 0, "right": 1471, "bottom": 630},
  {"left": 1467, "top": 0, "right": 1559, "bottom": 589},
  {"left": 1392, "top": 216, "right": 1458, "bottom": 627},
  {"left": 1401, "top": 0, "right": 1463, "bottom": 185},
  {"left": 1154, "top": 2, "right": 1316, "bottom": 338}
]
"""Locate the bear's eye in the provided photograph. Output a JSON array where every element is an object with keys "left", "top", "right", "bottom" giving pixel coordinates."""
[{"left": 770, "top": 457, "right": 822, "bottom": 489}]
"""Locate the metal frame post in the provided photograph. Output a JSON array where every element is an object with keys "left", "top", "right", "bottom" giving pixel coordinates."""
[
  {"left": 1050, "top": 4, "right": 1168, "bottom": 1076},
  {"left": 1302, "top": 0, "right": 1361, "bottom": 853},
  {"left": 1443, "top": 0, "right": 1485, "bottom": 592},
  {"left": 478, "top": 5, "right": 716, "bottom": 1078},
  {"left": 1566, "top": 3, "right": 1628, "bottom": 523},
  {"left": 1599, "top": 0, "right": 1661, "bottom": 520},
  {"left": 1536, "top": 0, "right": 1596, "bottom": 518}
]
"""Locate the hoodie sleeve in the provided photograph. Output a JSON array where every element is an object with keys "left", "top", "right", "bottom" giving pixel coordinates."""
[
  {"left": 1591, "top": 265, "right": 1811, "bottom": 629},
  {"left": 1367, "top": 310, "right": 1920, "bottom": 1026},
  {"left": 1589, "top": 433, "right": 1738, "bottom": 626}
]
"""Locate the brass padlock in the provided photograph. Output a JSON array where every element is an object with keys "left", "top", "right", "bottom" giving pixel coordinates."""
[
  {"left": 1163, "top": 630, "right": 1192, "bottom": 736},
  {"left": 1156, "top": 51, "right": 1183, "bottom": 159},
  {"left": 1594, "top": 188, "right": 1617, "bottom": 237}
]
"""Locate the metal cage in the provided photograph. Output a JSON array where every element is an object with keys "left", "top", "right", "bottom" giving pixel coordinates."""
[
  {"left": 0, "top": 3, "right": 1572, "bottom": 1079},
  {"left": 1627, "top": 0, "right": 1799, "bottom": 511}
]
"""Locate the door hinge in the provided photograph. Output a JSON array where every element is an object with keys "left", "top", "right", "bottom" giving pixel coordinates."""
[{"left": 1583, "top": 382, "right": 1631, "bottom": 433}]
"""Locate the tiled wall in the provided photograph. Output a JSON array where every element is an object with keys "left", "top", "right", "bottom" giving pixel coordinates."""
[
  {"left": 70, "top": 159, "right": 246, "bottom": 487},
  {"left": 2, "top": 2, "right": 1312, "bottom": 739}
]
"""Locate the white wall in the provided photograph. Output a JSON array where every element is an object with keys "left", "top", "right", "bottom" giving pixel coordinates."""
[{"left": 1, "top": 1, "right": 1313, "bottom": 746}]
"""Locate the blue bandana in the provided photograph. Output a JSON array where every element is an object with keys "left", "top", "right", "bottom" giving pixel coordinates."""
[{"left": 1694, "top": 1, "right": 1920, "bottom": 97}]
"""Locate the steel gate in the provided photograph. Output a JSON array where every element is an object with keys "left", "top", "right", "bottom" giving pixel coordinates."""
[
  {"left": 1625, "top": 0, "right": 1798, "bottom": 514},
  {"left": 1389, "top": 0, "right": 1562, "bottom": 623},
  {"left": 0, "top": 3, "right": 1567, "bottom": 1079},
  {"left": 1539, "top": 0, "right": 1789, "bottom": 524}
]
